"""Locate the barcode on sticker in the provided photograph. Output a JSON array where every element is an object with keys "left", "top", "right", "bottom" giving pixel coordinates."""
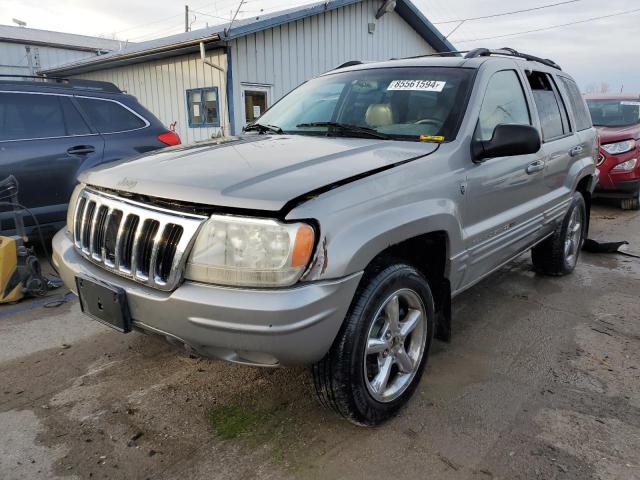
[{"left": 387, "top": 80, "right": 446, "bottom": 92}]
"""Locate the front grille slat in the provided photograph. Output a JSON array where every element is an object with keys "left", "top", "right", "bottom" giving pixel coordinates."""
[
  {"left": 71, "top": 188, "right": 206, "bottom": 291},
  {"left": 81, "top": 201, "right": 96, "bottom": 252},
  {"left": 148, "top": 222, "right": 166, "bottom": 283}
]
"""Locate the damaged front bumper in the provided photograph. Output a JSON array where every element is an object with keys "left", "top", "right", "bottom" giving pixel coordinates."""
[{"left": 52, "top": 230, "right": 362, "bottom": 366}]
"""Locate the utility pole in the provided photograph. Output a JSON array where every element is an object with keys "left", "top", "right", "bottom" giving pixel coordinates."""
[{"left": 185, "top": 5, "right": 189, "bottom": 32}]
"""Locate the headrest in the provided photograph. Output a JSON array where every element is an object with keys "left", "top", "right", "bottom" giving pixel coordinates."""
[{"left": 365, "top": 103, "right": 393, "bottom": 127}]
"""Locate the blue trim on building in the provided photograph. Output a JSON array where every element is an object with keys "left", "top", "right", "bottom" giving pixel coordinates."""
[
  {"left": 185, "top": 86, "right": 221, "bottom": 128},
  {"left": 225, "top": 46, "right": 236, "bottom": 136},
  {"left": 394, "top": 0, "right": 456, "bottom": 53},
  {"left": 223, "top": 0, "right": 454, "bottom": 53},
  {"left": 43, "top": 0, "right": 454, "bottom": 76}
]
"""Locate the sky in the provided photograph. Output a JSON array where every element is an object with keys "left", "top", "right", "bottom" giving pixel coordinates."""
[{"left": 1, "top": 0, "right": 639, "bottom": 92}]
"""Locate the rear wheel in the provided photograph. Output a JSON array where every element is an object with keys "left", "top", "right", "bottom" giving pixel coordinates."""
[
  {"left": 621, "top": 189, "right": 640, "bottom": 211},
  {"left": 532, "top": 191, "right": 586, "bottom": 276},
  {"left": 311, "top": 263, "right": 434, "bottom": 426}
]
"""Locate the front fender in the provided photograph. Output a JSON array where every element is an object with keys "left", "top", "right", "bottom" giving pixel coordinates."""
[{"left": 286, "top": 159, "right": 464, "bottom": 280}]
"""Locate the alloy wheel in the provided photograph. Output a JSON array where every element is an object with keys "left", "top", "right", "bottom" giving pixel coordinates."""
[
  {"left": 564, "top": 206, "right": 583, "bottom": 268},
  {"left": 363, "top": 288, "right": 428, "bottom": 403}
]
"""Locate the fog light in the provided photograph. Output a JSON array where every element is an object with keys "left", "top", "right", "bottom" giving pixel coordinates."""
[{"left": 612, "top": 158, "right": 638, "bottom": 172}]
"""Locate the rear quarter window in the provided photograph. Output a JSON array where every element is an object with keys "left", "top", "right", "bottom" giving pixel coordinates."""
[
  {"left": 76, "top": 97, "right": 146, "bottom": 133},
  {"left": 558, "top": 77, "right": 592, "bottom": 131}
]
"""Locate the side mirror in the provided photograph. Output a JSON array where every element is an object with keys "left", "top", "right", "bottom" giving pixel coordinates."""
[{"left": 472, "top": 124, "right": 541, "bottom": 162}]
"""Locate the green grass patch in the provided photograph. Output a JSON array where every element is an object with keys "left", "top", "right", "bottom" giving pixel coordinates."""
[{"left": 208, "top": 404, "right": 270, "bottom": 440}]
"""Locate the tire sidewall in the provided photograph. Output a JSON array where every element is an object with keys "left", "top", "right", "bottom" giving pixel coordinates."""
[
  {"left": 342, "top": 264, "right": 435, "bottom": 425},
  {"left": 561, "top": 193, "right": 587, "bottom": 272}
]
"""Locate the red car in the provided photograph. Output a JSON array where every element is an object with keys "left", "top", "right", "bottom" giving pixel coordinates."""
[{"left": 586, "top": 94, "right": 640, "bottom": 210}]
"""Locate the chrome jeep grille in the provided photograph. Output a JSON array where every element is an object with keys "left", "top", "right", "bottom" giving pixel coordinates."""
[{"left": 73, "top": 188, "right": 207, "bottom": 291}]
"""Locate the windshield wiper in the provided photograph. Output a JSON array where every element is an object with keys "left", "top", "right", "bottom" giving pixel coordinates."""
[
  {"left": 244, "top": 123, "right": 283, "bottom": 134},
  {"left": 295, "top": 122, "right": 391, "bottom": 140}
]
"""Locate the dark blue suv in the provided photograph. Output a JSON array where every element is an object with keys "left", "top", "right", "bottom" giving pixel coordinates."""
[{"left": 0, "top": 76, "right": 180, "bottom": 238}]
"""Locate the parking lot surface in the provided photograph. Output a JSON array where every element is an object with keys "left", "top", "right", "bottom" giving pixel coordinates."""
[{"left": 1, "top": 204, "right": 639, "bottom": 480}]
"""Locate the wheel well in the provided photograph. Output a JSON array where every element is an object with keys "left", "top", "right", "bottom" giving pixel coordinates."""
[
  {"left": 576, "top": 175, "right": 593, "bottom": 235},
  {"left": 364, "top": 231, "right": 452, "bottom": 342}
]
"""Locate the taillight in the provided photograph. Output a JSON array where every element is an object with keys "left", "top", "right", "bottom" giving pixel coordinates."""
[{"left": 158, "top": 131, "right": 181, "bottom": 146}]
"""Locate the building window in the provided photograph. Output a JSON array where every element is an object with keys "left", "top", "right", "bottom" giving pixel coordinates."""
[{"left": 186, "top": 87, "right": 219, "bottom": 127}]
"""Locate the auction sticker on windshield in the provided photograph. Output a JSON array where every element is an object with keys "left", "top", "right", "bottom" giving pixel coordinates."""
[
  {"left": 387, "top": 80, "right": 446, "bottom": 92},
  {"left": 621, "top": 101, "right": 640, "bottom": 106}
]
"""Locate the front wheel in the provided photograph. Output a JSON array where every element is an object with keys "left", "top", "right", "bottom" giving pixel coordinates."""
[
  {"left": 532, "top": 191, "right": 586, "bottom": 275},
  {"left": 311, "top": 263, "right": 434, "bottom": 426}
]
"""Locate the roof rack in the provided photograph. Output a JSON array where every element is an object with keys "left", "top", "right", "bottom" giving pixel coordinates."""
[
  {"left": 464, "top": 47, "right": 562, "bottom": 70},
  {"left": 392, "top": 50, "right": 467, "bottom": 60},
  {"left": 0, "top": 75, "right": 122, "bottom": 93},
  {"left": 334, "top": 60, "right": 364, "bottom": 70},
  {"left": 390, "top": 47, "right": 561, "bottom": 70}
]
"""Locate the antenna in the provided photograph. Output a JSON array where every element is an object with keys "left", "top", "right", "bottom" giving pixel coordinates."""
[
  {"left": 224, "top": 0, "right": 245, "bottom": 37},
  {"left": 12, "top": 18, "right": 27, "bottom": 28}
]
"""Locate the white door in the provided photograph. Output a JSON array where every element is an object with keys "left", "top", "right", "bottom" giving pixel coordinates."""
[{"left": 241, "top": 84, "right": 272, "bottom": 126}]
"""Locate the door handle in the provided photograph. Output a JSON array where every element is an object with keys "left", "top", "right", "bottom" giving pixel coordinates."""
[
  {"left": 569, "top": 145, "right": 584, "bottom": 157},
  {"left": 67, "top": 145, "right": 96, "bottom": 156},
  {"left": 526, "top": 159, "right": 546, "bottom": 174}
]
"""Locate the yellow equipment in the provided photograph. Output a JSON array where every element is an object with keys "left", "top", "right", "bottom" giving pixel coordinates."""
[
  {"left": 0, "top": 236, "right": 23, "bottom": 303},
  {"left": 0, "top": 176, "right": 48, "bottom": 304}
]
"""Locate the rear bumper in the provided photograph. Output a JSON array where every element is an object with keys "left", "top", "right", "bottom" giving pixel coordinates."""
[{"left": 52, "top": 230, "right": 362, "bottom": 366}]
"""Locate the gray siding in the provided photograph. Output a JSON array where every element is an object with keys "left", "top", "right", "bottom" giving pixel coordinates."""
[
  {"left": 62, "top": 0, "right": 436, "bottom": 142},
  {"left": 0, "top": 42, "right": 97, "bottom": 75},
  {"left": 229, "top": 0, "right": 434, "bottom": 133},
  {"left": 77, "top": 50, "right": 229, "bottom": 144}
]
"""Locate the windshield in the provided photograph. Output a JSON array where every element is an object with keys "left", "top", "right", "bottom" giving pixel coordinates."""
[
  {"left": 254, "top": 67, "right": 475, "bottom": 141},
  {"left": 586, "top": 99, "right": 640, "bottom": 127}
]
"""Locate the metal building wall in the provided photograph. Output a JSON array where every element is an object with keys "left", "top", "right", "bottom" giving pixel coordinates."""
[
  {"left": 77, "top": 50, "right": 229, "bottom": 144},
  {"left": 0, "top": 42, "right": 97, "bottom": 75},
  {"left": 228, "top": 0, "right": 435, "bottom": 133}
]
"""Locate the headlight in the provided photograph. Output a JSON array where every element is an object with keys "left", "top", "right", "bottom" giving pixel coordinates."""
[
  {"left": 66, "top": 184, "right": 84, "bottom": 235},
  {"left": 612, "top": 158, "right": 638, "bottom": 172},
  {"left": 185, "top": 215, "right": 315, "bottom": 287},
  {"left": 601, "top": 139, "right": 635, "bottom": 155}
]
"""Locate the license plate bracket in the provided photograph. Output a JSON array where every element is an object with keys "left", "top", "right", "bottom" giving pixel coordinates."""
[{"left": 75, "top": 275, "right": 131, "bottom": 333}]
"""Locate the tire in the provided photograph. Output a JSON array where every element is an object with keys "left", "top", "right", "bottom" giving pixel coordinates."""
[
  {"left": 311, "top": 262, "right": 435, "bottom": 426},
  {"left": 531, "top": 191, "right": 586, "bottom": 276},
  {"left": 621, "top": 190, "right": 640, "bottom": 211}
]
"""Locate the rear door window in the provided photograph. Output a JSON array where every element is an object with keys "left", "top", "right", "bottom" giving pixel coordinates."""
[
  {"left": 62, "top": 99, "right": 92, "bottom": 136},
  {"left": 76, "top": 98, "right": 146, "bottom": 133},
  {"left": 476, "top": 70, "right": 531, "bottom": 141},
  {"left": 0, "top": 92, "right": 67, "bottom": 141},
  {"left": 527, "top": 72, "right": 570, "bottom": 142},
  {"left": 558, "top": 77, "right": 593, "bottom": 131}
]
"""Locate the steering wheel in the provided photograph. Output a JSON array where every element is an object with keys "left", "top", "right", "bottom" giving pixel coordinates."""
[{"left": 414, "top": 118, "right": 442, "bottom": 128}]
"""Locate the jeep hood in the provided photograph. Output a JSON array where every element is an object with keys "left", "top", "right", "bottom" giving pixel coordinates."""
[{"left": 79, "top": 135, "right": 438, "bottom": 212}]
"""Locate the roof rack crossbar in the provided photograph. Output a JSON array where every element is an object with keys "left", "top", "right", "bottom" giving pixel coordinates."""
[
  {"left": 390, "top": 50, "right": 468, "bottom": 61},
  {"left": 0, "top": 74, "right": 122, "bottom": 93},
  {"left": 334, "top": 60, "right": 364, "bottom": 70},
  {"left": 464, "top": 47, "right": 562, "bottom": 70}
]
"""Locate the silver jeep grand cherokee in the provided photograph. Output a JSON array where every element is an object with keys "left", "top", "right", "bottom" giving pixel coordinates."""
[{"left": 53, "top": 48, "right": 598, "bottom": 426}]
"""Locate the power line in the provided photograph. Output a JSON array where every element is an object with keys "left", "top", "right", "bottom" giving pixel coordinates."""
[
  {"left": 454, "top": 7, "right": 640, "bottom": 43},
  {"left": 433, "top": 0, "right": 585, "bottom": 24},
  {"left": 99, "top": 0, "right": 240, "bottom": 38}
]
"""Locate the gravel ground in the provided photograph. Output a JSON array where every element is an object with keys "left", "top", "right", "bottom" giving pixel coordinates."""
[{"left": 0, "top": 204, "right": 639, "bottom": 480}]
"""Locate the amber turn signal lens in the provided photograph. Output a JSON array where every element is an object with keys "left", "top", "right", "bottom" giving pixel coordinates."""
[{"left": 292, "top": 225, "right": 315, "bottom": 268}]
